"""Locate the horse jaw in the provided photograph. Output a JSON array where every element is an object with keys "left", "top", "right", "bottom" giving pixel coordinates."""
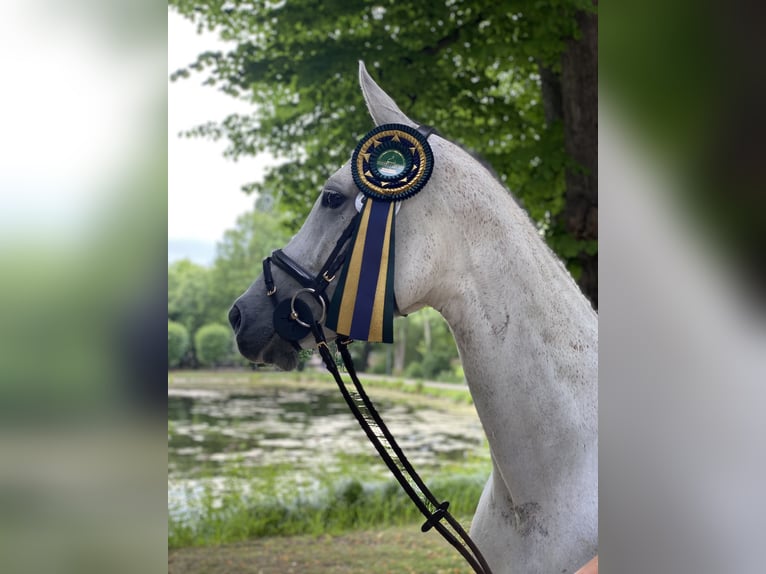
[
  {"left": 358, "top": 61, "right": 418, "bottom": 128},
  {"left": 260, "top": 339, "right": 299, "bottom": 371}
]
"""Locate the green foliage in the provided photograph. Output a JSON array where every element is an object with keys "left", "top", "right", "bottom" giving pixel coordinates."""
[
  {"left": 169, "top": 0, "right": 596, "bottom": 268},
  {"left": 168, "top": 472, "right": 487, "bottom": 547},
  {"left": 168, "top": 211, "right": 293, "bottom": 366},
  {"left": 403, "top": 309, "right": 459, "bottom": 377},
  {"left": 168, "top": 259, "right": 214, "bottom": 336},
  {"left": 421, "top": 350, "right": 455, "bottom": 380},
  {"left": 168, "top": 321, "right": 190, "bottom": 368},
  {"left": 194, "top": 323, "right": 234, "bottom": 367},
  {"left": 403, "top": 361, "right": 423, "bottom": 379},
  {"left": 369, "top": 356, "right": 389, "bottom": 375}
]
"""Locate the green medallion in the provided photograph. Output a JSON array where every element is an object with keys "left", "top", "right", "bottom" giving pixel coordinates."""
[{"left": 376, "top": 149, "right": 407, "bottom": 177}]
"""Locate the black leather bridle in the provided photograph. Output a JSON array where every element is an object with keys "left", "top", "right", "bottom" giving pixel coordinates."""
[
  {"left": 255, "top": 127, "right": 494, "bottom": 574},
  {"left": 262, "top": 205, "right": 362, "bottom": 349}
]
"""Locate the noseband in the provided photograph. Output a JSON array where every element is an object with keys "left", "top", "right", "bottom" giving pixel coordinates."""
[{"left": 262, "top": 207, "right": 362, "bottom": 348}]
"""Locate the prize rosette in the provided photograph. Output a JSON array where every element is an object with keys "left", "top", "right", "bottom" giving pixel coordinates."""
[{"left": 352, "top": 124, "right": 434, "bottom": 202}]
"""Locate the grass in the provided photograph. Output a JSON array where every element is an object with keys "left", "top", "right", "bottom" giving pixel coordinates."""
[
  {"left": 169, "top": 473, "right": 487, "bottom": 549},
  {"left": 363, "top": 376, "right": 474, "bottom": 405}
]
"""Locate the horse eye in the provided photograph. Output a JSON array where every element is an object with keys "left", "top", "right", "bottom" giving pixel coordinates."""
[{"left": 321, "top": 190, "right": 345, "bottom": 209}]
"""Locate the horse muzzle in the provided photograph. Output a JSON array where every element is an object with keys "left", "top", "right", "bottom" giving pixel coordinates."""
[{"left": 228, "top": 272, "right": 330, "bottom": 370}]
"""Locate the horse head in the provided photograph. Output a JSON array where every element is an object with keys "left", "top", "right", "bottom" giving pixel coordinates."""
[{"left": 229, "top": 62, "right": 478, "bottom": 369}]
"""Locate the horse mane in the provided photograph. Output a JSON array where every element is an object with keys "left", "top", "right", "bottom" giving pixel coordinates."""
[{"left": 411, "top": 121, "right": 526, "bottom": 212}]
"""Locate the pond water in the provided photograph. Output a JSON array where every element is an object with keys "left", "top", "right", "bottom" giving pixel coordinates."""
[{"left": 168, "top": 377, "right": 490, "bottom": 521}]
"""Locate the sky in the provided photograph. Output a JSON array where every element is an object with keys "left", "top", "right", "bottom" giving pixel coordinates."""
[
  {"left": 168, "top": 10, "right": 276, "bottom": 265},
  {"left": 0, "top": 2, "right": 162, "bottom": 243}
]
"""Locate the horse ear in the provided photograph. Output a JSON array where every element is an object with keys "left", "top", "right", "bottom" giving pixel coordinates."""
[{"left": 359, "top": 61, "right": 417, "bottom": 128}]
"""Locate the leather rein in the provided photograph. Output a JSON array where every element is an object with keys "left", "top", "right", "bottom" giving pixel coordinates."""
[{"left": 261, "top": 212, "right": 493, "bottom": 574}]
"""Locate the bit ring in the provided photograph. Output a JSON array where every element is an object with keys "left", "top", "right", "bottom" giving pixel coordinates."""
[{"left": 289, "top": 288, "right": 326, "bottom": 328}]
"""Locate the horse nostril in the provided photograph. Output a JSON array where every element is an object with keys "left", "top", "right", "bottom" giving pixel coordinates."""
[{"left": 228, "top": 304, "right": 242, "bottom": 334}]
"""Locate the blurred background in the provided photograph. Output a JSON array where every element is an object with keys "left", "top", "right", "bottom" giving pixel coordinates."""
[
  {"left": 1, "top": 0, "right": 764, "bottom": 573},
  {"left": 0, "top": 1, "right": 167, "bottom": 573}
]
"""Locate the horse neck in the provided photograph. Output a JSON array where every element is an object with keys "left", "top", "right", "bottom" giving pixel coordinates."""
[{"left": 431, "top": 179, "right": 598, "bottom": 504}]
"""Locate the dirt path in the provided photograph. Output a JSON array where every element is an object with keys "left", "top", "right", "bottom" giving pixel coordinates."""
[{"left": 169, "top": 526, "right": 473, "bottom": 574}]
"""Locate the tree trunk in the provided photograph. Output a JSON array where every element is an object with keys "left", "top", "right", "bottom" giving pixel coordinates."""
[
  {"left": 423, "top": 314, "right": 432, "bottom": 353},
  {"left": 539, "top": 7, "right": 598, "bottom": 309},
  {"left": 359, "top": 342, "right": 372, "bottom": 372},
  {"left": 393, "top": 321, "right": 407, "bottom": 375},
  {"left": 560, "top": 6, "right": 598, "bottom": 309}
]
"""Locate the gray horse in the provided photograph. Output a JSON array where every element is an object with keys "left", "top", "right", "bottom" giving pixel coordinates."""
[{"left": 230, "top": 62, "right": 598, "bottom": 574}]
